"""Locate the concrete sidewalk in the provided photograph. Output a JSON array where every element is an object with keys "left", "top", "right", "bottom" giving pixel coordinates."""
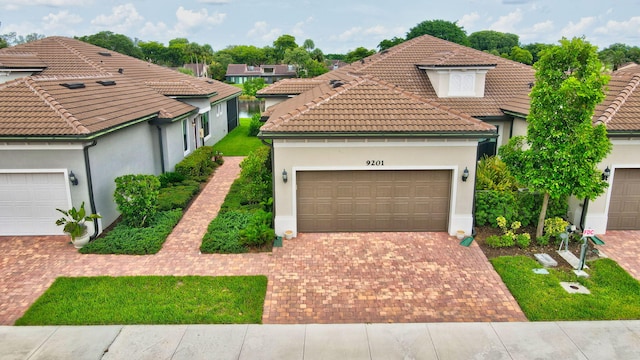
[{"left": 2, "top": 321, "right": 639, "bottom": 359}]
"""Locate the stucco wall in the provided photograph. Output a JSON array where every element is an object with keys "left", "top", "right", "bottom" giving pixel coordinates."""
[
  {"left": 580, "top": 138, "right": 640, "bottom": 233},
  {"left": 207, "top": 101, "right": 229, "bottom": 146},
  {"left": 88, "top": 121, "right": 160, "bottom": 229},
  {"left": 272, "top": 138, "right": 479, "bottom": 236}
]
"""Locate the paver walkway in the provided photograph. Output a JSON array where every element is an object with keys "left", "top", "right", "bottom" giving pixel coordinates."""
[
  {"left": 1, "top": 156, "right": 536, "bottom": 325},
  {"left": 599, "top": 231, "right": 640, "bottom": 281}
]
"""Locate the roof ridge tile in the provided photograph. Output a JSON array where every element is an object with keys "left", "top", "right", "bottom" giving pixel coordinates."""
[
  {"left": 596, "top": 74, "right": 640, "bottom": 126},
  {"left": 24, "top": 77, "right": 90, "bottom": 134},
  {"left": 53, "top": 37, "right": 108, "bottom": 75}
]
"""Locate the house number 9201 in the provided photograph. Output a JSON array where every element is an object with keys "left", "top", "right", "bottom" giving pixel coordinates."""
[{"left": 366, "top": 160, "right": 384, "bottom": 166}]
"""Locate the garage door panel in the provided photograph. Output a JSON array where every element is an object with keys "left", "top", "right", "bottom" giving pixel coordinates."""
[
  {"left": 608, "top": 168, "right": 640, "bottom": 230},
  {"left": 0, "top": 172, "right": 70, "bottom": 235},
  {"left": 297, "top": 170, "right": 451, "bottom": 232}
]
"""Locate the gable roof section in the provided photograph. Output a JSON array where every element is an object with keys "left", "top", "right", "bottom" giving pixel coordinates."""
[
  {"left": 257, "top": 78, "right": 327, "bottom": 97},
  {"left": 260, "top": 76, "right": 495, "bottom": 136},
  {"left": 416, "top": 50, "right": 497, "bottom": 68},
  {"left": 0, "top": 53, "right": 48, "bottom": 69},
  {"left": 0, "top": 37, "right": 240, "bottom": 100},
  {"left": 0, "top": 75, "right": 196, "bottom": 137}
]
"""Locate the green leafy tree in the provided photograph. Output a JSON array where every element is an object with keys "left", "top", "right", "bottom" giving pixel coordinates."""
[
  {"left": 406, "top": 19, "right": 469, "bottom": 46},
  {"left": 509, "top": 46, "right": 533, "bottom": 65},
  {"left": 0, "top": 37, "right": 7, "bottom": 49},
  {"left": 76, "top": 31, "right": 143, "bottom": 59},
  {"left": 378, "top": 37, "right": 405, "bottom": 51},
  {"left": 522, "top": 42, "right": 554, "bottom": 64},
  {"left": 598, "top": 43, "right": 640, "bottom": 71},
  {"left": 499, "top": 37, "right": 611, "bottom": 238},
  {"left": 114, "top": 174, "right": 160, "bottom": 228},
  {"left": 302, "top": 39, "right": 315, "bottom": 51},
  {"left": 468, "top": 30, "right": 519, "bottom": 55},
  {"left": 138, "top": 40, "right": 168, "bottom": 64},
  {"left": 242, "top": 77, "right": 266, "bottom": 97},
  {"left": 345, "top": 47, "right": 376, "bottom": 63},
  {"left": 273, "top": 34, "right": 298, "bottom": 63}
]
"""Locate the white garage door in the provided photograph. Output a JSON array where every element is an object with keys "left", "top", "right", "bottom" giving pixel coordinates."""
[{"left": 0, "top": 172, "right": 71, "bottom": 236}]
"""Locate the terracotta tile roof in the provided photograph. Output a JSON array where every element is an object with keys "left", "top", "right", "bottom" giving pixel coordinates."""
[
  {"left": 0, "top": 53, "right": 47, "bottom": 69},
  {"left": 416, "top": 50, "right": 497, "bottom": 67},
  {"left": 260, "top": 76, "right": 495, "bottom": 135},
  {"left": 257, "top": 78, "right": 327, "bottom": 96},
  {"left": 0, "top": 75, "right": 196, "bottom": 136},
  {"left": 0, "top": 37, "right": 240, "bottom": 100},
  {"left": 502, "top": 69, "right": 640, "bottom": 132}
]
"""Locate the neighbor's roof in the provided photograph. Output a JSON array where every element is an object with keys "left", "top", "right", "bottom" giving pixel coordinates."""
[
  {"left": 260, "top": 76, "right": 495, "bottom": 135},
  {"left": 226, "top": 64, "right": 297, "bottom": 77},
  {"left": 0, "top": 37, "right": 240, "bottom": 101},
  {"left": 257, "top": 78, "right": 326, "bottom": 96},
  {"left": 0, "top": 75, "right": 196, "bottom": 137},
  {"left": 260, "top": 34, "right": 535, "bottom": 118},
  {"left": 501, "top": 67, "right": 640, "bottom": 133}
]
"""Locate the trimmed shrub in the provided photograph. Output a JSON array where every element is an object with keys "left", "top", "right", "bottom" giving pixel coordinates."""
[
  {"left": 516, "top": 233, "right": 531, "bottom": 249},
  {"left": 476, "top": 156, "right": 519, "bottom": 191},
  {"left": 486, "top": 234, "right": 515, "bottom": 248},
  {"left": 248, "top": 113, "right": 262, "bottom": 137},
  {"left": 158, "top": 172, "right": 186, "bottom": 188},
  {"left": 239, "top": 146, "right": 272, "bottom": 204},
  {"left": 80, "top": 210, "right": 182, "bottom": 255},
  {"left": 175, "top": 146, "right": 217, "bottom": 179},
  {"left": 239, "top": 210, "right": 275, "bottom": 247},
  {"left": 114, "top": 174, "right": 160, "bottom": 228},
  {"left": 201, "top": 211, "right": 252, "bottom": 253},
  {"left": 475, "top": 190, "right": 517, "bottom": 226},
  {"left": 157, "top": 183, "right": 200, "bottom": 211}
]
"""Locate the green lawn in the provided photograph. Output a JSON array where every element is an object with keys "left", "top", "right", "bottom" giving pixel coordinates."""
[
  {"left": 15, "top": 275, "right": 267, "bottom": 325},
  {"left": 213, "top": 118, "right": 263, "bottom": 156},
  {"left": 491, "top": 256, "right": 640, "bottom": 321}
]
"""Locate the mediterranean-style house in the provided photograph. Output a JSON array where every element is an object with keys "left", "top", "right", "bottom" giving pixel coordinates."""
[
  {"left": 257, "top": 34, "right": 640, "bottom": 236},
  {"left": 226, "top": 64, "right": 297, "bottom": 84},
  {"left": 0, "top": 37, "right": 241, "bottom": 237}
]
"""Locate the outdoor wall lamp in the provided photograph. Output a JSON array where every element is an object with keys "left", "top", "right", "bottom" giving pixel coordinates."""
[
  {"left": 69, "top": 171, "right": 79, "bottom": 186},
  {"left": 602, "top": 166, "right": 611, "bottom": 181},
  {"left": 462, "top": 167, "right": 470, "bottom": 182},
  {"left": 282, "top": 169, "right": 288, "bottom": 183}
]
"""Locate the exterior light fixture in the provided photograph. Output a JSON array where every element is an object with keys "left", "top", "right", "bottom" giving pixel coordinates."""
[
  {"left": 69, "top": 171, "right": 79, "bottom": 186},
  {"left": 282, "top": 169, "right": 288, "bottom": 183},
  {"left": 602, "top": 166, "right": 611, "bottom": 181},
  {"left": 462, "top": 167, "right": 469, "bottom": 182}
]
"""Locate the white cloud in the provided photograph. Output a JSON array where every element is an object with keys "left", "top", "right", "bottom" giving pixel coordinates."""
[
  {"left": 140, "top": 21, "right": 170, "bottom": 40},
  {"left": 247, "top": 21, "right": 281, "bottom": 42},
  {"left": 174, "top": 6, "right": 226, "bottom": 35},
  {"left": 42, "top": 10, "right": 82, "bottom": 33},
  {"left": 518, "top": 20, "right": 554, "bottom": 43},
  {"left": 560, "top": 17, "right": 596, "bottom": 38},
  {"left": 292, "top": 17, "right": 313, "bottom": 38},
  {"left": 91, "top": 4, "right": 144, "bottom": 33},
  {"left": 489, "top": 9, "right": 523, "bottom": 33},
  {"left": 595, "top": 16, "right": 640, "bottom": 35},
  {"left": 332, "top": 25, "right": 404, "bottom": 42},
  {"left": 458, "top": 12, "right": 480, "bottom": 30},
  {"left": 198, "top": 0, "right": 229, "bottom": 3},
  {"left": 3, "top": 0, "right": 92, "bottom": 6}
]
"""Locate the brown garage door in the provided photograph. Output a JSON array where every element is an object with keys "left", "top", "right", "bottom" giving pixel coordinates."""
[
  {"left": 297, "top": 170, "right": 451, "bottom": 232},
  {"left": 608, "top": 168, "right": 640, "bottom": 230}
]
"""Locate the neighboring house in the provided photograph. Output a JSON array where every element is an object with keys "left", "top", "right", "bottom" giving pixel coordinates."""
[
  {"left": 258, "top": 34, "right": 640, "bottom": 237},
  {"left": 225, "top": 64, "right": 297, "bottom": 84},
  {"left": 502, "top": 63, "right": 640, "bottom": 234},
  {"left": 182, "top": 62, "right": 209, "bottom": 78},
  {"left": 0, "top": 37, "right": 241, "bottom": 237}
]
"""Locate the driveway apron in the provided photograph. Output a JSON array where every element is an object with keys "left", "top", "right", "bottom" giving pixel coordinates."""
[{"left": 1, "top": 156, "right": 526, "bottom": 325}]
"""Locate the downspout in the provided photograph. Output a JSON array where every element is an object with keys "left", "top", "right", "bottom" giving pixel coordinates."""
[
  {"left": 157, "top": 126, "right": 166, "bottom": 173},
  {"left": 579, "top": 197, "right": 589, "bottom": 231},
  {"left": 83, "top": 140, "right": 99, "bottom": 240}
]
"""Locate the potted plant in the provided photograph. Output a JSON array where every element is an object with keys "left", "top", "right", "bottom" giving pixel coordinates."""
[{"left": 55, "top": 202, "right": 101, "bottom": 249}]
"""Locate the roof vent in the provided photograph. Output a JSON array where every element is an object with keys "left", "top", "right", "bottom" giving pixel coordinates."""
[
  {"left": 380, "top": 49, "right": 389, "bottom": 55},
  {"left": 97, "top": 80, "right": 116, "bottom": 86},
  {"left": 60, "top": 82, "right": 85, "bottom": 89},
  {"left": 332, "top": 81, "right": 344, "bottom": 88},
  {"left": 98, "top": 51, "right": 112, "bottom": 57},
  {"left": 360, "top": 59, "right": 365, "bottom": 64},
  {"left": 118, "top": 68, "right": 124, "bottom": 74},
  {"left": 528, "top": 82, "right": 534, "bottom": 89}
]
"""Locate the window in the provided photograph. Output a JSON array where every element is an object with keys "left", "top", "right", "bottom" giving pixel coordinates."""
[
  {"left": 182, "top": 119, "right": 188, "bottom": 152},
  {"left": 200, "top": 113, "right": 210, "bottom": 138},
  {"left": 449, "top": 72, "right": 475, "bottom": 96}
]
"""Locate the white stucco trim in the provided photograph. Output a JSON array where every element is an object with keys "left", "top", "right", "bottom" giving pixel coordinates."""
[
  {"left": 588, "top": 163, "right": 640, "bottom": 234},
  {"left": 0, "top": 143, "right": 84, "bottom": 150},
  {"left": 274, "top": 139, "right": 478, "bottom": 149},
  {"left": 286, "top": 165, "right": 464, "bottom": 236}
]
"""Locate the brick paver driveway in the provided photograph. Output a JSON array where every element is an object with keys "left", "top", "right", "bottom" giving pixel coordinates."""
[{"left": 0, "top": 157, "right": 528, "bottom": 325}]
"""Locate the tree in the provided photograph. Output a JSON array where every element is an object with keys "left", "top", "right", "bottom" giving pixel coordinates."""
[
  {"left": 76, "top": 31, "right": 143, "bottom": 59},
  {"left": 378, "top": 37, "right": 405, "bottom": 51},
  {"left": 406, "top": 19, "right": 469, "bottom": 46},
  {"left": 243, "top": 78, "right": 266, "bottom": 97},
  {"left": 499, "top": 37, "right": 611, "bottom": 238},
  {"left": 508, "top": 46, "right": 533, "bottom": 65},
  {"left": 468, "top": 30, "right": 519, "bottom": 55},
  {"left": 302, "top": 39, "right": 315, "bottom": 51},
  {"left": 522, "top": 43, "right": 554, "bottom": 64},
  {"left": 598, "top": 43, "right": 640, "bottom": 71},
  {"left": 345, "top": 47, "right": 376, "bottom": 63},
  {"left": 0, "top": 37, "right": 7, "bottom": 49},
  {"left": 273, "top": 34, "right": 298, "bottom": 63}
]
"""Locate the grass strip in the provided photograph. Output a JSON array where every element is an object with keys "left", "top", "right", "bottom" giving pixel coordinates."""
[
  {"left": 213, "top": 118, "right": 263, "bottom": 156},
  {"left": 491, "top": 256, "right": 640, "bottom": 321},
  {"left": 15, "top": 275, "right": 267, "bottom": 325}
]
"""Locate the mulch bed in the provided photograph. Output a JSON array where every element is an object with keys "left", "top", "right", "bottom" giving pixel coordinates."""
[{"left": 475, "top": 226, "right": 601, "bottom": 270}]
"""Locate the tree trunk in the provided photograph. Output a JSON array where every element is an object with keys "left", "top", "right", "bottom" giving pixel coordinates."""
[{"left": 537, "top": 192, "right": 550, "bottom": 239}]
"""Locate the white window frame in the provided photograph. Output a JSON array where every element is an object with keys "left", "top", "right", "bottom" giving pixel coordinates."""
[{"left": 182, "top": 119, "right": 189, "bottom": 155}]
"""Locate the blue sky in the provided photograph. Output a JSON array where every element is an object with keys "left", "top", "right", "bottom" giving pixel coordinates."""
[{"left": 1, "top": 0, "right": 639, "bottom": 53}]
